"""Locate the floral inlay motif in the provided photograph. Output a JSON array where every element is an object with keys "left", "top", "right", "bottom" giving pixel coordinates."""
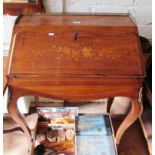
[{"left": 50, "top": 44, "right": 133, "bottom": 63}]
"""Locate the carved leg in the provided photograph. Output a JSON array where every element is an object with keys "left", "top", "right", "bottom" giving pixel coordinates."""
[
  {"left": 107, "top": 97, "right": 114, "bottom": 113},
  {"left": 115, "top": 99, "right": 143, "bottom": 145},
  {"left": 7, "top": 93, "right": 33, "bottom": 154}
]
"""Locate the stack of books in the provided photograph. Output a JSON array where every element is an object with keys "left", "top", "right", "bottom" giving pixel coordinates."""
[
  {"left": 36, "top": 107, "right": 117, "bottom": 155},
  {"left": 37, "top": 107, "right": 78, "bottom": 155}
]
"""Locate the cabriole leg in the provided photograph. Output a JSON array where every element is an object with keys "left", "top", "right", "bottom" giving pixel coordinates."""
[
  {"left": 115, "top": 99, "right": 143, "bottom": 145},
  {"left": 7, "top": 90, "right": 32, "bottom": 154}
]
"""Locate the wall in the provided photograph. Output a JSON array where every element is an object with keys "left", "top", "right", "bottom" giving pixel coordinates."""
[{"left": 43, "top": 0, "right": 152, "bottom": 39}]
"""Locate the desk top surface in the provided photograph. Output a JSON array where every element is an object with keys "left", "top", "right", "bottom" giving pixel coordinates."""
[
  {"left": 16, "top": 14, "right": 136, "bottom": 26},
  {"left": 8, "top": 15, "right": 145, "bottom": 78}
]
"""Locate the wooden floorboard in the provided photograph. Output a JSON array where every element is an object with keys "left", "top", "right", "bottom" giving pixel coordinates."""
[{"left": 112, "top": 119, "right": 150, "bottom": 155}]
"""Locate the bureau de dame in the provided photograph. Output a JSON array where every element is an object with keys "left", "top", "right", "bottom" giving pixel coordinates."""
[{"left": 6, "top": 14, "right": 145, "bottom": 154}]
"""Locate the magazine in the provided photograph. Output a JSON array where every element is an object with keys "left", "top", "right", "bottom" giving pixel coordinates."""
[
  {"left": 75, "top": 114, "right": 117, "bottom": 155},
  {"left": 75, "top": 114, "right": 112, "bottom": 136},
  {"left": 37, "top": 107, "right": 78, "bottom": 121},
  {"left": 76, "top": 135, "right": 117, "bottom": 155}
]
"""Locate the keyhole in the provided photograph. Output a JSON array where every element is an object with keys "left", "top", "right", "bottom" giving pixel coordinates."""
[{"left": 73, "top": 33, "right": 79, "bottom": 40}]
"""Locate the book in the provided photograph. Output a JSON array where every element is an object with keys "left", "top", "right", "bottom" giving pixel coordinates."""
[
  {"left": 75, "top": 114, "right": 117, "bottom": 155},
  {"left": 75, "top": 114, "right": 112, "bottom": 136},
  {"left": 76, "top": 135, "right": 117, "bottom": 155}
]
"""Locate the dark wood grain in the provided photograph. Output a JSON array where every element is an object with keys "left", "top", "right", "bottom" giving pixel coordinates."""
[
  {"left": 3, "top": 0, "right": 45, "bottom": 15},
  {"left": 7, "top": 14, "right": 145, "bottom": 154}
]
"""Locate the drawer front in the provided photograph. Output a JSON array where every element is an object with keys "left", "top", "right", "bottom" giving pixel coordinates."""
[{"left": 8, "top": 76, "right": 143, "bottom": 100}]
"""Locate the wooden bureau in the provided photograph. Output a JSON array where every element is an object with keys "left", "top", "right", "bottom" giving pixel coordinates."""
[{"left": 6, "top": 14, "right": 145, "bottom": 154}]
